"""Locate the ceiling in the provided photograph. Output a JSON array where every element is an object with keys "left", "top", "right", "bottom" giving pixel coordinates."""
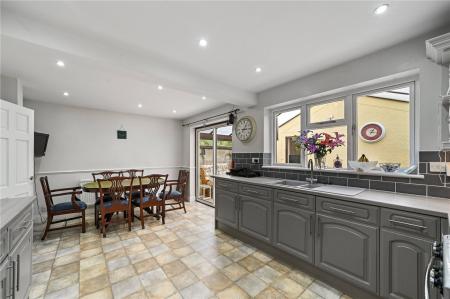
[{"left": 1, "top": 1, "right": 450, "bottom": 119}]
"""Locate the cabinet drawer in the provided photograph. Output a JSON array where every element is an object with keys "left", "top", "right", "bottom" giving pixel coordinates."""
[
  {"left": 0, "top": 227, "right": 8, "bottom": 263},
  {"left": 316, "top": 197, "right": 379, "bottom": 225},
  {"left": 9, "top": 205, "right": 32, "bottom": 251},
  {"left": 215, "top": 179, "right": 238, "bottom": 193},
  {"left": 381, "top": 208, "right": 439, "bottom": 239},
  {"left": 275, "top": 190, "right": 314, "bottom": 211},
  {"left": 239, "top": 184, "right": 272, "bottom": 200}
]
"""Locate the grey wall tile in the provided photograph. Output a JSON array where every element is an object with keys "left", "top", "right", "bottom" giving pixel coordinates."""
[
  {"left": 370, "top": 180, "right": 395, "bottom": 192},
  {"left": 395, "top": 183, "right": 427, "bottom": 196}
]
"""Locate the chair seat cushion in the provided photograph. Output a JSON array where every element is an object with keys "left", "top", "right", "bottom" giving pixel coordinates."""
[
  {"left": 132, "top": 196, "right": 161, "bottom": 205},
  {"left": 100, "top": 198, "right": 128, "bottom": 208},
  {"left": 95, "top": 195, "right": 113, "bottom": 205},
  {"left": 51, "top": 198, "right": 87, "bottom": 211},
  {"left": 159, "top": 190, "right": 181, "bottom": 199}
]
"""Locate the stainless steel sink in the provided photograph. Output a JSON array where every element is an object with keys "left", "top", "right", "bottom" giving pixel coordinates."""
[
  {"left": 271, "top": 180, "right": 309, "bottom": 187},
  {"left": 298, "top": 183, "right": 322, "bottom": 189}
]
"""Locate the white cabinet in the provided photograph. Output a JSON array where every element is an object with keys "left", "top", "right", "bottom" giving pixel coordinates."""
[{"left": 0, "top": 99, "right": 34, "bottom": 199}]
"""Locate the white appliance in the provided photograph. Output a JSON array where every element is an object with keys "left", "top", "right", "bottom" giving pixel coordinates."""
[{"left": 425, "top": 236, "right": 450, "bottom": 299}]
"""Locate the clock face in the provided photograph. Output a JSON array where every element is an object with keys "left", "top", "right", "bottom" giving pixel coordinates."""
[
  {"left": 360, "top": 122, "right": 385, "bottom": 143},
  {"left": 235, "top": 117, "right": 255, "bottom": 142}
]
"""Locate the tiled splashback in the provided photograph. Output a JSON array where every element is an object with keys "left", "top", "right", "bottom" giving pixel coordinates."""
[{"left": 232, "top": 151, "right": 450, "bottom": 198}]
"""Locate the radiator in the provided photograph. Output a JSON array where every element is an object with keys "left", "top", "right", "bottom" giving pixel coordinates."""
[{"left": 79, "top": 179, "right": 96, "bottom": 205}]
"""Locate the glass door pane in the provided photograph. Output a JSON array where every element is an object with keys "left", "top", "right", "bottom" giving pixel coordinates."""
[
  {"left": 197, "top": 128, "right": 214, "bottom": 205},
  {"left": 216, "top": 125, "right": 233, "bottom": 176}
]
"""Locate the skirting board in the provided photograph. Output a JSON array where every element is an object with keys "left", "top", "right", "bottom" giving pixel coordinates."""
[{"left": 216, "top": 222, "right": 381, "bottom": 299}]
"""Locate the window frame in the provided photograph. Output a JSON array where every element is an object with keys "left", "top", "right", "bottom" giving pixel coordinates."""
[{"left": 270, "top": 80, "right": 416, "bottom": 168}]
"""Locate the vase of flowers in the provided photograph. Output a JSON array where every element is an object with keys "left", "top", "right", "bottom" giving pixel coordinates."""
[{"left": 297, "top": 130, "right": 345, "bottom": 168}]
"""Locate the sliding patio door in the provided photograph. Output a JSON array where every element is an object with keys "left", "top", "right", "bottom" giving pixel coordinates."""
[{"left": 196, "top": 123, "right": 233, "bottom": 206}]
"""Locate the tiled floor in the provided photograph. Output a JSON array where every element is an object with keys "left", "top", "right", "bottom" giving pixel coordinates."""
[{"left": 31, "top": 202, "right": 352, "bottom": 299}]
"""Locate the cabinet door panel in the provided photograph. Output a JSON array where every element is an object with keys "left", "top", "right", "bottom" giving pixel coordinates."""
[
  {"left": 10, "top": 228, "right": 32, "bottom": 299},
  {"left": 315, "top": 214, "right": 378, "bottom": 293},
  {"left": 274, "top": 203, "right": 314, "bottom": 263},
  {"left": 239, "top": 195, "right": 272, "bottom": 243},
  {"left": 380, "top": 229, "right": 437, "bottom": 299},
  {"left": 215, "top": 190, "right": 238, "bottom": 228}
]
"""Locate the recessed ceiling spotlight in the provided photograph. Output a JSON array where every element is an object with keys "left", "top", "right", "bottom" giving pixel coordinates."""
[
  {"left": 374, "top": 4, "right": 389, "bottom": 15},
  {"left": 63, "top": 92, "right": 69, "bottom": 96},
  {"left": 255, "top": 67, "right": 262, "bottom": 73},
  {"left": 138, "top": 104, "right": 142, "bottom": 108},
  {"left": 199, "top": 39, "right": 208, "bottom": 48},
  {"left": 172, "top": 109, "right": 177, "bottom": 114},
  {"left": 157, "top": 85, "right": 163, "bottom": 90},
  {"left": 202, "top": 96, "right": 206, "bottom": 100},
  {"left": 56, "top": 60, "right": 65, "bottom": 67}
]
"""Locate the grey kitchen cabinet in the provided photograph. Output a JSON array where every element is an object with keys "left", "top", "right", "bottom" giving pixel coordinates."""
[
  {"left": 273, "top": 202, "right": 314, "bottom": 263},
  {"left": 380, "top": 229, "right": 437, "bottom": 299},
  {"left": 315, "top": 213, "right": 378, "bottom": 293},
  {"left": 238, "top": 194, "right": 272, "bottom": 243},
  {"left": 0, "top": 259, "right": 10, "bottom": 299},
  {"left": 9, "top": 228, "right": 32, "bottom": 299},
  {"left": 215, "top": 189, "right": 239, "bottom": 229}
]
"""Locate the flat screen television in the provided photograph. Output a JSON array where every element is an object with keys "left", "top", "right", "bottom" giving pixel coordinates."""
[{"left": 34, "top": 132, "right": 49, "bottom": 157}]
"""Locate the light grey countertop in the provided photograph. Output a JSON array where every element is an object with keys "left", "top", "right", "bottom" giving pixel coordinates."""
[
  {"left": 0, "top": 196, "right": 36, "bottom": 229},
  {"left": 212, "top": 174, "right": 450, "bottom": 219}
]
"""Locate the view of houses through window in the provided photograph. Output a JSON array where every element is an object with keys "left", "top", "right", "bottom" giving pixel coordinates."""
[{"left": 273, "top": 84, "right": 413, "bottom": 169}]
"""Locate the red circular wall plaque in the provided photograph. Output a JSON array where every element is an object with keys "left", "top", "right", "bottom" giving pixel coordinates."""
[{"left": 359, "top": 122, "right": 385, "bottom": 143}]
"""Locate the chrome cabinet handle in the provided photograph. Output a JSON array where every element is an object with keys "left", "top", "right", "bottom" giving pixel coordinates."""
[
  {"left": 16, "top": 255, "right": 20, "bottom": 292},
  {"left": 328, "top": 206, "right": 356, "bottom": 215},
  {"left": 425, "top": 255, "right": 435, "bottom": 299},
  {"left": 388, "top": 219, "right": 427, "bottom": 230}
]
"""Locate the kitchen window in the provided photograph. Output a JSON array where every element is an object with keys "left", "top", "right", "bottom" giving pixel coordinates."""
[{"left": 271, "top": 82, "right": 415, "bottom": 169}]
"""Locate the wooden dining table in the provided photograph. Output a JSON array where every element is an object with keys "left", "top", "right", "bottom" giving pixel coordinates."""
[{"left": 82, "top": 177, "right": 162, "bottom": 192}]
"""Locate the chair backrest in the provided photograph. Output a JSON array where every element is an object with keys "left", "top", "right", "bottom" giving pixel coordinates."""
[
  {"left": 92, "top": 171, "right": 123, "bottom": 181},
  {"left": 176, "top": 170, "right": 189, "bottom": 195},
  {"left": 138, "top": 174, "right": 168, "bottom": 203},
  {"left": 97, "top": 176, "right": 132, "bottom": 211},
  {"left": 124, "top": 169, "right": 144, "bottom": 178},
  {"left": 39, "top": 176, "right": 54, "bottom": 210}
]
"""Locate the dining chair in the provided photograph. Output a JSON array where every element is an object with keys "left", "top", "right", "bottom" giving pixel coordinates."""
[
  {"left": 160, "top": 170, "right": 189, "bottom": 213},
  {"left": 92, "top": 171, "right": 123, "bottom": 228},
  {"left": 131, "top": 174, "right": 168, "bottom": 228},
  {"left": 124, "top": 169, "right": 144, "bottom": 200},
  {"left": 40, "top": 176, "right": 87, "bottom": 240},
  {"left": 97, "top": 176, "right": 132, "bottom": 237}
]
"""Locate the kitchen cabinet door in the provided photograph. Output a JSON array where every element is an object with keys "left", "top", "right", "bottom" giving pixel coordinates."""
[
  {"left": 315, "top": 214, "right": 378, "bottom": 293},
  {"left": 380, "top": 229, "right": 437, "bottom": 299},
  {"left": 239, "top": 195, "right": 272, "bottom": 243},
  {"left": 10, "top": 228, "right": 32, "bottom": 299},
  {"left": 273, "top": 202, "right": 314, "bottom": 263},
  {"left": 215, "top": 189, "right": 238, "bottom": 229}
]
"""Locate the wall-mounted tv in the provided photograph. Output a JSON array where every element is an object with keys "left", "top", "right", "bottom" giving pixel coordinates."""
[{"left": 34, "top": 132, "right": 49, "bottom": 157}]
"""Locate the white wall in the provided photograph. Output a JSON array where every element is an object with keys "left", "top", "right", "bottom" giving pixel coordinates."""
[
  {"left": 25, "top": 100, "right": 184, "bottom": 229},
  {"left": 1, "top": 75, "right": 23, "bottom": 106}
]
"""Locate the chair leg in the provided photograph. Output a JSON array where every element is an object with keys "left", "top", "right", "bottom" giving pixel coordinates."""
[
  {"left": 101, "top": 213, "right": 106, "bottom": 238},
  {"left": 128, "top": 208, "right": 132, "bottom": 232},
  {"left": 140, "top": 207, "right": 144, "bottom": 229},
  {"left": 131, "top": 206, "right": 135, "bottom": 222},
  {"left": 162, "top": 204, "right": 165, "bottom": 225},
  {"left": 182, "top": 199, "right": 187, "bottom": 213},
  {"left": 81, "top": 210, "right": 86, "bottom": 233},
  {"left": 41, "top": 215, "right": 52, "bottom": 240}
]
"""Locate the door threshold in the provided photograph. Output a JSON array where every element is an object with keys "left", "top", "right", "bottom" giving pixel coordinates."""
[{"left": 196, "top": 199, "right": 215, "bottom": 208}]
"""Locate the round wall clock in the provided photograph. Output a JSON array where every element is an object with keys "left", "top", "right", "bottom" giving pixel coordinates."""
[
  {"left": 235, "top": 116, "right": 256, "bottom": 143},
  {"left": 359, "top": 122, "right": 386, "bottom": 143}
]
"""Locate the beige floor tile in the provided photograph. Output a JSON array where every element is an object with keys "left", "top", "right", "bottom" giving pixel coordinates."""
[
  {"left": 252, "top": 251, "right": 273, "bottom": 263},
  {"left": 155, "top": 251, "right": 178, "bottom": 265},
  {"left": 147, "top": 279, "right": 177, "bottom": 297},
  {"left": 307, "top": 281, "right": 342, "bottom": 299},
  {"left": 80, "top": 254, "right": 106, "bottom": 270},
  {"left": 109, "top": 265, "right": 137, "bottom": 284},
  {"left": 288, "top": 269, "right": 314, "bottom": 287},
  {"left": 202, "top": 271, "right": 232, "bottom": 292},
  {"left": 125, "top": 243, "right": 147, "bottom": 254},
  {"left": 80, "top": 273, "right": 110, "bottom": 296},
  {"left": 299, "top": 289, "right": 324, "bottom": 299},
  {"left": 32, "top": 260, "right": 54, "bottom": 274},
  {"left": 112, "top": 276, "right": 143, "bottom": 299},
  {"left": 133, "top": 257, "right": 159, "bottom": 274},
  {"left": 253, "top": 265, "right": 282, "bottom": 284},
  {"left": 139, "top": 268, "right": 167, "bottom": 287},
  {"left": 267, "top": 260, "right": 291, "bottom": 274},
  {"left": 236, "top": 273, "right": 267, "bottom": 297},
  {"left": 238, "top": 255, "right": 264, "bottom": 272},
  {"left": 170, "top": 270, "right": 199, "bottom": 290},
  {"left": 32, "top": 270, "right": 51, "bottom": 285},
  {"left": 181, "top": 252, "right": 207, "bottom": 267},
  {"left": 211, "top": 255, "right": 233, "bottom": 268},
  {"left": 172, "top": 246, "right": 194, "bottom": 257},
  {"left": 80, "top": 262, "right": 107, "bottom": 282},
  {"left": 216, "top": 285, "right": 250, "bottom": 299},
  {"left": 271, "top": 277, "right": 305, "bottom": 298},
  {"left": 162, "top": 260, "right": 188, "bottom": 278},
  {"left": 222, "top": 263, "right": 249, "bottom": 282},
  {"left": 29, "top": 283, "right": 47, "bottom": 299},
  {"left": 80, "top": 287, "right": 113, "bottom": 299},
  {"left": 45, "top": 284, "right": 79, "bottom": 299},
  {"left": 47, "top": 272, "right": 78, "bottom": 293},
  {"left": 50, "top": 262, "right": 79, "bottom": 280},
  {"left": 180, "top": 281, "right": 214, "bottom": 299},
  {"left": 255, "top": 287, "right": 287, "bottom": 299},
  {"left": 128, "top": 250, "right": 152, "bottom": 264},
  {"left": 123, "top": 289, "right": 148, "bottom": 299},
  {"left": 80, "top": 246, "right": 103, "bottom": 259},
  {"left": 223, "top": 248, "right": 249, "bottom": 262},
  {"left": 105, "top": 247, "right": 126, "bottom": 260},
  {"left": 53, "top": 252, "right": 80, "bottom": 267},
  {"left": 190, "top": 261, "right": 218, "bottom": 279},
  {"left": 107, "top": 256, "right": 130, "bottom": 271}
]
